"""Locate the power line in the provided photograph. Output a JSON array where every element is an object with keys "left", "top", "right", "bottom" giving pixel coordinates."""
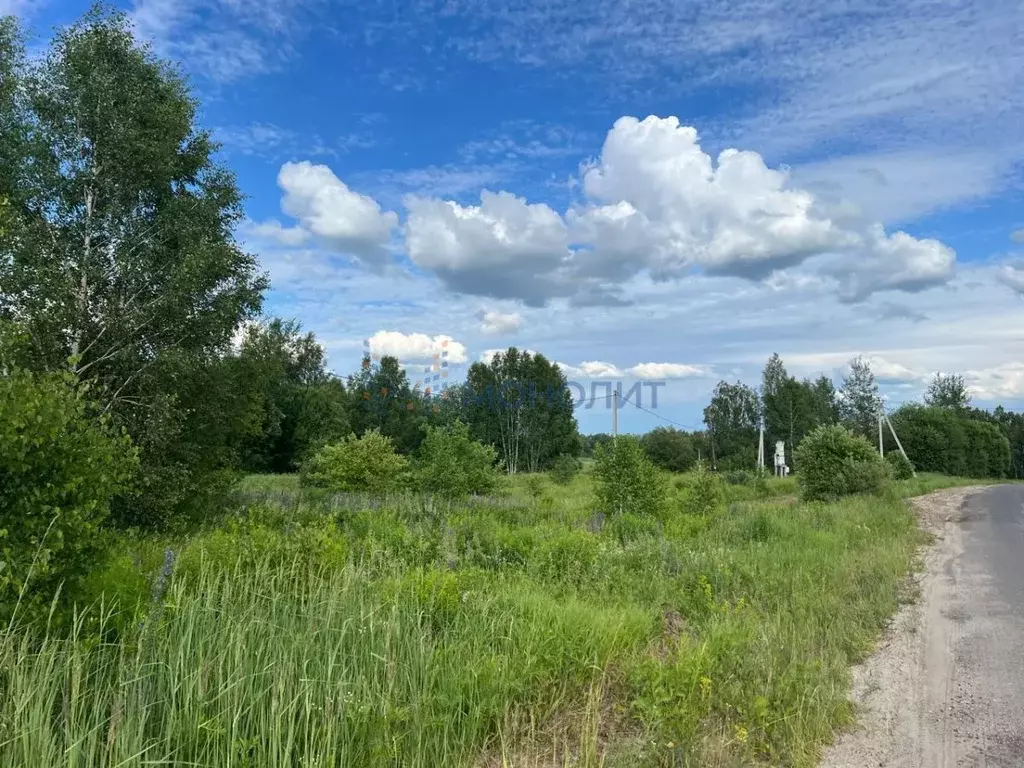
[{"left": 616, "top": 389, "right": 705, "bottom": 432}]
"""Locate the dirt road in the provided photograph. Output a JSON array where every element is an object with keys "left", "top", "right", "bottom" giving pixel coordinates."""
[{"left": 822, "top": 485, "right": 1024, "bottom": 768}]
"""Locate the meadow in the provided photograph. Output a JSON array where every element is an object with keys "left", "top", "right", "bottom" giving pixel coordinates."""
[{"left": 0, "top": 469, "right": 982, "bottom": 767}]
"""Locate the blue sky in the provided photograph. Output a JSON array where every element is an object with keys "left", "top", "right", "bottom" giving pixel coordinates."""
[{"left": 12, "top": 0, "right": 1024, "bottom": 433}]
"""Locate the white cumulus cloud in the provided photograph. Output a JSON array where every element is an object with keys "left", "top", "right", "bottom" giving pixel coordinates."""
[
  {"left": 557, "top": 360, "right": 710, "bottom": 380},
  {"left": 243, "top": 218, "right": 310, "bottom": 247},
  {"left": 571, "top": 116, "right": 955, "bottom": 294},
  {"left": 832, "top": 227, "right": 955, "bottom": 301},
  {"left": 479, "top": 309, "right": 523, "bottom": 335},
  {"left": 860, "top": 355, "right": 924, "bottom": 383},
  {"left": 366, "top": 331, "right": 468, "bottom": 364},
  {"left": 628, "top": 362, "right": 709, "bottom": 380},
  {"left": 998, "top": 261, "right": 1024, "bottom": 296},
  {"left": 556, "top": 361, "right": 625, "bottom": 379},
  {"left": 393, "top": 115, "right": 957, "bottom": 305},
  {"left": 404, "top": 190, "right": 571, "bottom": 304},
  {"left": 964, "top": 362, "right": 1024, "bottom": 400},
  {"left": 278, "top": 162, "right": 398, "bottom": 266},
  {"left": 571, "top": 116, "right": 851, "bottom": 280}
]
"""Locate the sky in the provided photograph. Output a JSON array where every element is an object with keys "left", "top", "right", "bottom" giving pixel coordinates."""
[{"left": 13, "top": 0, "right": 1024, "bottom": 433}]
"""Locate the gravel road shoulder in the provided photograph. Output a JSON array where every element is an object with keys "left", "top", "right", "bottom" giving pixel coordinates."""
[{"left": 821, "top": 486, "right": 999, "bottom": 768}]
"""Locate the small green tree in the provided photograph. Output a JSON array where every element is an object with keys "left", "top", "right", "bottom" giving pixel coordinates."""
[
  {"left": 924, "top": 373, "right": 971, "bottom": 410},
  {"left": 839, "top": 357, "right": 882, "bottom": 439},
  {"left": 640, "top": 426, "right": 696, "bottom": 472},
  {"left": 795, "top": 425, "right": 887, "bottom": 501},
  {"left": 885, "top": 451, "right": 915, "bottom": 480},
  {"left": 549, "top": 453, "right": 582, "bottom": 485},
  {"left": 301, "top": 429, "right": 408, "bottom": 493},
  {"left": 683, "top": 462, "right": 725, "bottom": 515},
  {"left": 1, "top": 365, "right": 137, "bottom": 620},
  {"left": 414, "top": 421, "right": 499, "bottom": 497},
  {"left": 593, "top": 437, "right": 666, "bottom": 516}
]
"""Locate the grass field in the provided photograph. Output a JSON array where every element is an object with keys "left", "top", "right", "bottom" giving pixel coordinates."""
[{"left": 0, "top": 469, "right": 986, "bottom": 766}]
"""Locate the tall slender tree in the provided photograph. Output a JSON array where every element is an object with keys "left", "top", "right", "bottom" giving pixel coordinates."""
[
  {"left": 760, "top": 354, "right": 823, "bottom": 469},
  {"left": 0, "top": 11, "right": 267, "bottom": 526},
  {"left": 703, "top": 380, "right": 760, "bottom": 469},
  {"left": 839, "top": 356, "right": 882, "bottom": 439},
  {"left": 809, "top": 374, "right": 840, "bottom": 426}
]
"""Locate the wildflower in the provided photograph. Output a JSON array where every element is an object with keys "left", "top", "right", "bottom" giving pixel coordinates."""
[
  {"left": 699, "top": 675, "right": 712, "bottom": 698},
  {"left": 734, "top": 724, "right": 749, "bottom": 744}
]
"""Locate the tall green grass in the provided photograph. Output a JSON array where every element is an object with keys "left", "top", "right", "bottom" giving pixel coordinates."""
[
  {"left": 1, "top": 559, "right": 648, "bottom": 767},
  {"left": 0, "top": 470, "right": 990, "bottom": 766}
]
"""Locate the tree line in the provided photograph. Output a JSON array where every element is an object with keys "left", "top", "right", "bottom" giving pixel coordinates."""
[{"left": 586, "top": 355, "right": 1023, "bottom": 480}]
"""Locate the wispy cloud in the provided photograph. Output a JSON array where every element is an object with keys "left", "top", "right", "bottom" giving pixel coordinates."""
[
  {"left": 359, "top": 163, "right": 513, "bottom": 205},
  {"left": 214, "top": 122, "right": 376, "bottom": 160},
  {"left": 130, "top": 0, "right": 321, "bottom": 83}
]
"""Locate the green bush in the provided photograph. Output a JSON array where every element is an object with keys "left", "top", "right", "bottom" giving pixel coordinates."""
[
  {"left": 795, "top": 425, "right": 888, "bottom": 501},
  {"left": 414, "top": 421, "right": 499, "bottom": 497},
  {"left": 683, "top": 463, "right": 725, "bottom": 515},
  {"left": 549, "top": 453, "right": 582, "bottom": 485},
  {"left": 640, "top": 427, "right": 696, "bottom": 472},
  {"left": 888, "top": 405, "right": 1010, "bottom": 478},
  {"left": 885, "top": 451, "right": 915, "bottom": 480},
  {"left": 594, "top": 436, "right": 666, "bottom": 516},
  {"left": 301, "top": 429, "right": 408, "bottom": 493},
  {"left": 0, "top": 368, "right": 137, "bottom": 621},
  {"left": 177, "top": 512, "right": 349, "bottom": 576},
  {"left": 523, "top": 474, "right": 545, "bottom": 499},
  {"left": 724, "top": 469, "right": 753, "bottom": 486},
  {"left": 962, "top": 419, "right": 1010, "bottom": 478}
]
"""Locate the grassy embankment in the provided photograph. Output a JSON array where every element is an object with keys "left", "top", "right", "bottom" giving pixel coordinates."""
[{"left": 0, "top": 470, "right": 988, "bottom": 766}]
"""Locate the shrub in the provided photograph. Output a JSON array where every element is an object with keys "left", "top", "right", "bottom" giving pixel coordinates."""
[
  {"left": 523, "top": 474, "right": 545, "bottom": 499},
  {"left": 549, "top": 453, "right": 581, "bottom": 485},
  {"left": 176, "top": 512, "right": 349, "bottom": 577},
  {"left": 752, "top": 471, "right": 771, "bottom": 499},
  {"left": 301, "top": 429, "right": 408, "bottom": 493},
  {"left": 683, "top": 462, "right": 725, "bottom": 515},
  {"left": 414, "top": 420, "right": 499, "bottom": 497},
  {"left": 888, "top": 404, "right": 1010, "bottom": 478},
  {"left": 724, "top": 469, "right": 753, "bottom": 486},
  {"left": 594, "top": 436, "right": 666, "bottom": 516},
  {"left": 962, "top": 419, "right": 1010, "bottom": 478},
  {"left": 885, "top": 451, "right": 915, "bottom": 480},
  {"left": 0, "top": 368, "right": 137, "bottom": 621},
  {"left": 795, "top": 425, "right": 888, "bottom": 501},
  {"left": 888, "top": 404, "right": 966, "bottom": 475},
  {"left": 640, "top": 427, "right": 696, "bottom": 472}
]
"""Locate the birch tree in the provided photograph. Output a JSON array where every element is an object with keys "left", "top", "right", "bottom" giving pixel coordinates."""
[{"left": 0, "top": 10, "right": 266, "bottom": 526}]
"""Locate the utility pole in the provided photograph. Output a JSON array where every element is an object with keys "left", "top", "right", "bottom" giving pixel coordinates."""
[
  {"left": 878, "top": 411, "right": 884, "bottom": 457},
  {"left": 611, "top": 389, "right": 618, "bottom": 437},
  {"left": 757, "top": 415, "right": 765, "bottom": 472},
  {"left": 884, "top": 413, "right": 914, "bottom": 475}
]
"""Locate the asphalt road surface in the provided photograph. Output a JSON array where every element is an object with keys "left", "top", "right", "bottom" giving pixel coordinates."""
[{"left": 822, "top": 484, "right": 1024, "bottom": 768}]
